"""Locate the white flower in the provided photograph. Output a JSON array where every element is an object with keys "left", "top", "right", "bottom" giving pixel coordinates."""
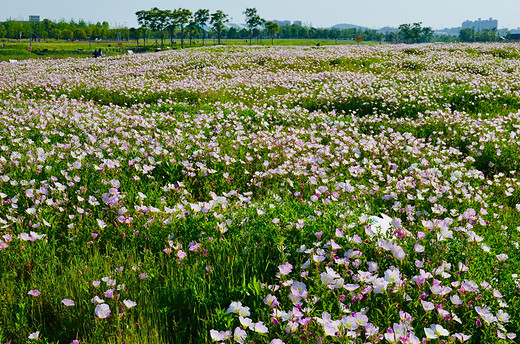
[
  {"left": 424, "top": 324, "right": 449, "bottom": 339},
  {"left": 95, "top": 303, "right": 111, "bottom": 318},
  {"left": 97, "top": 219, "right": 107, "bottom": 229},
  {"left": 91, "top": 296, "right": 104, "bottom": 304},
  {"left": 496, "top": 254, "right": 508, "bottom": 262},
  {"left": 210, "top": 329, "right": 231, "bottom": 341},
  {"left": 123, "top": 299, "right": 137, "bottom": 308},
  {"left": 226, "top": 301, "right": 250, "bottom": 317},
  {"left": 365, "top": 214, "right": 393, "bottom": 237}
]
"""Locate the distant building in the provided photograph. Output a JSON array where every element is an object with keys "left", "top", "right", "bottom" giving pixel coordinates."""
[
  {"left": 508, "top": 33, "right": 520, "bottom": 40},
  {"left": 293, "top": 21, "right": 302, "bottom": 26},
  {"left": 462, "top": 18, "right": 497, "bottom": 32},
  {"left": 29, "top": 15, "right": 40, "bottom": 23},
  {"left": 273, "top": 20, "right": 291, "bottom": 27}
]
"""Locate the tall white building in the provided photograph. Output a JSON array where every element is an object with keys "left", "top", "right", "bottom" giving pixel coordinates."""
[{"left": 462, "top": 18, "right": 498, "bottom": 32}]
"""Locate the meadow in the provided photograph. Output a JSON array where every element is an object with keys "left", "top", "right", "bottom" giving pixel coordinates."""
[
  {"left": 0, "top": 38, "right": 366, "bottom": 61},
  {"left": 0, "top": 43, "right": 519, "bottom": 344}
]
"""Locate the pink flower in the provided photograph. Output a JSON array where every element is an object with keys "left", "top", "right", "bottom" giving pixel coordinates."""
[
  {"left": 62, "top": 299, "right": 75, "bottom": 306},
  {"left": 28, "top": 290, "right": 40, "bottom": 297},
  {"left": 421, "top": 300, "right": 435, "bottom": 311},
  {"left": 278, "top": 262, "right": 293, "bottom": 275},
  {"left": 270, "top": 339, "right": 285, "bottom": 344},
  {"left": 263, "top": 294, "right": 279, "bottom": 307},
  {"left": 452, "top": 333, "right": 471, "bottom": 341},
  {"left": 177, "top": 250, "right": 187, "bottom": 261},
  {"left": 450, "top": 295, "right": 463, "bottom": 305},
  {"left": 189, "top": 242, "right": 201, "bottom": 252}
]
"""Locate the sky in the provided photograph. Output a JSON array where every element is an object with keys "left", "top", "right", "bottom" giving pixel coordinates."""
[{"left": 2, "top": 0, "right": 520, "bottom": 30}]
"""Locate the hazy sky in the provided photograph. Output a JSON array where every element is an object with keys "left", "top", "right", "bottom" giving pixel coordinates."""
[{"left": 2, "top": 0, "right": 520, "bottom": 29}]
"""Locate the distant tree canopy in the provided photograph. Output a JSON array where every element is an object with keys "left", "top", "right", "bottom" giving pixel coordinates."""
[
  {"left": 0, "top": 24, "right": 6, "bottom": 40},
  {"left": 135, "top": 7, "right": 228, "bottom": 47},
  {"left": 264, "top": 21, "right": 280, "bottom": 45},
  {"left": 459, "top": 27, "right": 498, "bottom": 43},
  {"left": 244, "top": 8, "right": 264, "bottom": 45},
  {"left": 398, "top": 22, "right": 433, "bottom": 43},
  {"left": 0, "top": 18, "right": 117, "bottom": 41},
  {"left": 1, "top": 11, "right": 499, "bottom": 46},
  {"left": 210, "top": 10, "right": 229, "bottom": 45},
  {"left": 194, "top": 9, "right": 210, "bottom": 46}
]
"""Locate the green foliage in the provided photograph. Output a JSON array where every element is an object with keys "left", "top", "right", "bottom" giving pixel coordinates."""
[
  {"left": 264, "top": 21, "right": 280, "bottom": 45},
  {"left": 398, "top": 22, "right": 433, "bottom": 43},
  {"left": 0, "top": 24, "right": 6, "bottom": 40},
  {"left": 244, "top": 8, "right": 264, "bottom": 45},
  {"left": 210, "top": 10, "right": 229, "bottom": 45}
]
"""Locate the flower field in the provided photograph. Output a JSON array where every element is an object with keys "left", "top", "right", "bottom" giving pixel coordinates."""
[{"left": 1, "top": 43, "right": 520, "bottom": 343}]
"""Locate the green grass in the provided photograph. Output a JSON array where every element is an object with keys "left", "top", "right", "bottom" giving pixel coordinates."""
[{"left": 0, "top": 38, "right": 380, "bottom": 61}]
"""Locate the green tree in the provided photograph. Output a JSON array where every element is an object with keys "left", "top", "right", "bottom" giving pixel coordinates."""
[
  {"left": 174, "top": 8, "right": 192, "bottom": 49},
  {"left": 50, "top": 28, "right": 61, "bottom": 41},
  {"left": 120, "top": 27, "right": 130, "bottom": 41},
  {"left": 384, "top": 31, "right": 398, "bottom": 43},
  {"left": 459, "top": 28, "right": 475, "bottom": 42},
  {"left": 41, "top": 29, "right": 49, "bottom": 40},
  {"left": 398, "top": 23, "right": 411, "bottom": 42},
  {"left": 146, "top": 7, "right": 167, "bottom": 46},
  {"left": 165, "top": 10, "right": 177, "bottom": 46},
  {"left": 194, "top": 9, "right": 210, "bottom": 46},
  {"left": 4, "top": 20, "right": 23, "bottom": 39},
  {"left": 330, "top": 28, "right": 340, "bottom": 43},
  {"left": 60, "top": 28, "right": 73, "bottom": 41},
  {"left": 90, "top": 26, "right": 103, "bottom": 40},
  {"left": 41, "top": 18, "right": 53, "bottom": 34},
  {"left": 74, "top": 28, "right": 87, "bottom": 40},
  {"left": 399, "top": 22, "right": 432, "bottom": 43},
  {"left": 264, "top": 21, "right": 279, "bottom": 45},
  {"left": 227, "top": 26, "right": 238, "bottom": 39},
  {"left": 101, "top": 21, "right": 110, "bottom": 39},
  {"left": 156, "top": 9, "right": 170, "bottom": 47},
  {"left": 77, "top": 19, "right": 88, "bottom": 28},
  {"left": 0, "top": 24, "right": 6, "bottom": 41},
  {"left": 136, "top": 10, "right": 151, "bottom": 47},
  {"left": 210, "top": 10, "right": 229, "bottom": 45},
  {"left": 476, "top": 29, "right": 497, "bottom": 42},
  {"left": 244, "top": 8, "right": 263, "bottom": 45},
  {"left": 420, "top": 27, "right": 433, "bottom": 42},
  {"left": 187, "top": 21, "right": 198, "bottom": 45},
  {"left": 410, "top": 22, "right": 424, "bottom": 43},
  {"left": 129, "top": 27, "right": 142, "bottom": 45}
]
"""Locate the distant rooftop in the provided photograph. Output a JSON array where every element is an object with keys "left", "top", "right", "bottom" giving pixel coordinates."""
[{"left": 462, "top": 17, "right": 497, "bottom": 32}]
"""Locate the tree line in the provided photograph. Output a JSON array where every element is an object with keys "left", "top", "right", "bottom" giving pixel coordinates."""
[
  {"left": 0, "top": 18, "right": 118, "bottom": 41},
  {"left": 459, "top": 28, "right": 499, "bottom": 42},
  {"left": 0, "top": 9, "right": 504, "bottom": 45}
]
